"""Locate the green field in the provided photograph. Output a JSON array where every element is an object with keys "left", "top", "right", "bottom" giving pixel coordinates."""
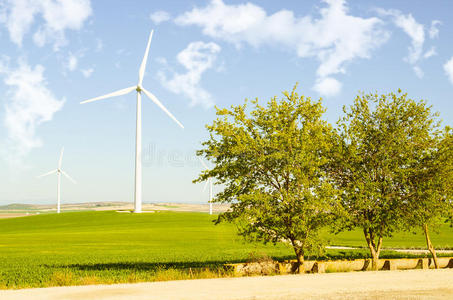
[
  {"left": 326, "top": 223, "right": 453, "bottom": 250},
  {"left": 0, "top": 211, "right": 452, "bottom": 289}
]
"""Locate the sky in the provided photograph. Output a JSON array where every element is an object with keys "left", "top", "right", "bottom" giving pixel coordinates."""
[{"left": 0, "top": 0, "right": 452, "bottom": 206}]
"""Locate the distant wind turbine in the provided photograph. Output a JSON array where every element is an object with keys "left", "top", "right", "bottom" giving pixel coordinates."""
[
  {"left": 80, "top": 30, "right": 184, "bottom": 213},
  {"left": 37, "top": 147, "right": 76, "bottom": 213},
  {"left": 199, "top": 157, "right": 213, "bottom": 215}
]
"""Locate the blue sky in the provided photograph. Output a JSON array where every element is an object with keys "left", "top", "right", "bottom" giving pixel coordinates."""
[{"left": 0, "top": 0, "right": 452, "bottom": 206}]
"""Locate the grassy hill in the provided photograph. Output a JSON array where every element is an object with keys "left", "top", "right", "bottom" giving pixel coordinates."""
[
  {"left": 0, "top": 210, "right": 452, "bottom": 289},
  {"left": 0, "top": 203, "right": 40, "bottom": 210}
]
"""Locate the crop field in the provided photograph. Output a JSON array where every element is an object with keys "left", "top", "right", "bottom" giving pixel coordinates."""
[{"left": 0, "top": 211, "right": 452, "bottom": 289}]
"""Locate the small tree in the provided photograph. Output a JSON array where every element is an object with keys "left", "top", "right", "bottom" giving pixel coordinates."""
[
  {"left": 332, "top": 90, "right": 440, "bottom": 270},
  {"left": 194, "top": 86, "right": 339, "bottom": 273},
  {"left": 405, "top": 127, "right": 451, "bottom": 268}
]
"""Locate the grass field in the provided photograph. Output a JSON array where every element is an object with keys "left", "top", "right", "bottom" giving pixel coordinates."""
[
  {"left": 0, "top": 211, "right": 452, "bottom": 289},
  {"left": 326, "top": 223, "right": 453, "bottom": 250}
]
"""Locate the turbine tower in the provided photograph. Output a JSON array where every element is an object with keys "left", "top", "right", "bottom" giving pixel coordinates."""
[
  {"left": 37, "top": 147, "right": 76, "bottom": 213},
  {"left": 80, "top": 30, "right": 184, "bottom": 213},
  {"left": 199, "top": 157, "right": 213, "bottom": 215}
]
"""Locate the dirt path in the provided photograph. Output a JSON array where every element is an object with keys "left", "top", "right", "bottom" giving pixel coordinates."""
[{"left": 1, "top": 269, "right": 453, "bottom": 299}]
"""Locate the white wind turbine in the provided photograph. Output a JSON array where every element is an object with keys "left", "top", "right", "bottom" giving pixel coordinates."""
[
  {"left": 37, "top": 147, "right": 76, "bottom": 213},
  {"left": 80, "top": 30, "right": 184, "bottom": 213},
  {"left": 199, "top": 157, "right": 213, "bottom": 215}
]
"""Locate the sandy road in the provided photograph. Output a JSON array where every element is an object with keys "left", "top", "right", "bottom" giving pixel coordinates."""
[{"left": 1, "top": 269, "right": 453, "bottom": 300}]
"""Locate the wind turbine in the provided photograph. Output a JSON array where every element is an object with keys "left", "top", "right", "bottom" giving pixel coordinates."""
[
  {"left": 37, "top": 147, "right": 76, "bottom": 213},
  {"left": 80, "top": 30, "right": 184, "bottom": 213},
  {"left": 199, "top": 157, "right": 213, "bottom": 215}
]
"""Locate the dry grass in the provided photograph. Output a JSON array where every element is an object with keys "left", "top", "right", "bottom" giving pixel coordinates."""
[
  {"left": 50, "top": 271, "right": 75, "bottom": 286},
  {"left": 37, "top": 267, "right": 234, "bottom": 288}
]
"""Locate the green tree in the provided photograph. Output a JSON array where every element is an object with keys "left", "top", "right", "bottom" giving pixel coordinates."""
[
  {"left": 439, "top": 128, "right": 453, "bottom": 202},
  {"left": 444, "top": 130, "right": 453, "bottom": 226},
  {"left": 442, "top": 129, "right": 453, "bottom": 212},
  {"left": 407, "top": 127, "right": 452, "bottom": 268},
  {"left": 332, "top": 90, "right": 441, "bottom": 270},
  {"left": 194, "top": 86, "right": 339, "bottom": 273}
]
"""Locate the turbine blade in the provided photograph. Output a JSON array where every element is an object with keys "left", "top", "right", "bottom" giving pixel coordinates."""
[
  {"left": 80, "top": 86, "right": 136, "bottom": 104},
  {"left": 37, "top": 169, "right": 57, "bottom": 178},
  {"left": 61, "top": 170, "right": 77, "bottom": 184},
  {"left": 141, "top": 88, "right": 184, "bottom": 129},
  {"left": 202, "top": 180, "right": 209, "bottom": 193},
  {"left": 58, "top": 147, "right": 64, "bottom": 169},
  {"left": 138, "top": 30, "right": 154, "bottom": 85},
  {"left": 198, "top": 157, "right": 209, "bottom": 170}
]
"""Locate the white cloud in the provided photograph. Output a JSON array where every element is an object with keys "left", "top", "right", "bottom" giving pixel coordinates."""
[
  {"left": 423, "top": 46, "right": 436, "bottom": 59},
  {"left": 429, "top": 20, "right": 441, "bottom": 39},
  {"left": 64, "top": 51, "right": 93, "bottom": 75},
  {"left": 378, "top": 10, "right": 424, "bottom": 65},
  {"left": 313, "top": 77, "right": 342, "bottom": 96},
  {"left": 95, "top": 38, "right": 103, "bottom": 52},
  {"left": 33, "top": 27, "right": 46, "bottom": 47},
  {"left": 67, "top": 54, "right": 78, "bottom": 71},
  {"left": 378, "top": 9, "right": 437, "bottom": 78},
  {"left": 156, "top": 57, "right": 168, "bottom": 65},
  {"left": 444, "top": 57, "right": 453, "bottom": 85},
  {"left": 0, "top": 60, "right": 65, "bottom": 167},
  {"left": 175, "top": 0, "right": 389, "bottom": 96},
  {"left": 150, "top": 10, "right": 170, "bottom": 24},
  {"left": 159, "top": 41, "right": 221, "bottom": 108},
  {"left": 81, "top": 68, "right": 94, "bottom": 78},
  {"left": 116, "top": 48, "right": 130, "bottom": 56},
  {"left": 413, "top": 66, "right": 423, "bottom": 79},
  {"left": 0, "top": 0, "right": 92, "bottom": 50}
]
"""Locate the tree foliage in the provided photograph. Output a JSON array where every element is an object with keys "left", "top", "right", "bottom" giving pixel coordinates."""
[
  {"left": 194, "top": 85, "right": 339, "bottom": 272},
  {"left": 403, "top": 126, "right": 452, "bottom": 267},
  {"left": 439, "top": 128, "right": 453, "bottom": 201},
  {"left": 332, "top": 90, "right": 442, "bottom": 270}
]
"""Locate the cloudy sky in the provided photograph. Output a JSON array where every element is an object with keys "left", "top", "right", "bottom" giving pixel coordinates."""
[{"left": 0, "top": 0, "right": 452, "bottom": 205}]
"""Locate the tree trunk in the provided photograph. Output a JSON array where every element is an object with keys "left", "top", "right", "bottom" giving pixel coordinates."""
[
  {"left": 363, "top": 228, "right": 383, "bottom": 271},
  {"left": 291, "top": 243, "right": 305, "bottom": 274},
  {"left": 295, "top": 251, "right": 305, "bottom": 274},
  {"left": 423, "top": 223, "right": 439, "bottom": 269}
]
